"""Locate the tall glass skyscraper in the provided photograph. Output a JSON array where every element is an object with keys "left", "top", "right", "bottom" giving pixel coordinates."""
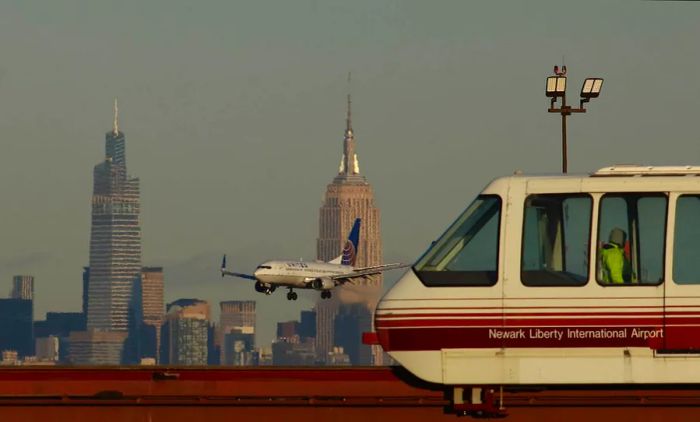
[{"left": 86, "top": 99, "right": 142, "bottom": 338}]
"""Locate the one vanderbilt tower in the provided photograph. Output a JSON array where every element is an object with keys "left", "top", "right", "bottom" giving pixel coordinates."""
[{"left": 87, "top": 99, "right": 142, "bottom": 337}]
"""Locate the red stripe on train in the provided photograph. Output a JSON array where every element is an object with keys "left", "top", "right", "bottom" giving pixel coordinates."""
[
  {"left": 377, "top": 311, "right": 671, "bottom": 319},
  {"left": 376, "top": 317, "right": 678, "bottom": 328},
  {"left": 376, "top": 326, "right": 700, "bottom": 351}
]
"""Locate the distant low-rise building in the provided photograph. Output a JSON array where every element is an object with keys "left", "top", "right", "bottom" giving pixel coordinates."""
[
  {"left": 223, "top": 327, "right": 255, "bottom": 366},
  {"left": 35, "top": 336, "right": 60, "bottom": 362},
  {"left": 257, "top": 346, "right": 273, "bottom": 366},
  {"left": 67, "top": 330, "right": 127, "bottom": 365},
  {"left": 327, "top": 346, "right": 351, "bottom": 366},
  {"left": 0, "top": 351, "right": 18, "bottom": 366},
  {"left": 272, "top": 339, "right": 316, "bottom": 366}
]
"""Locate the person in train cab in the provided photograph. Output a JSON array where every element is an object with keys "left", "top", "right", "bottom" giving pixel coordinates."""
[{"left": 601, "top": 227, "right": 632, "bottom": 284}]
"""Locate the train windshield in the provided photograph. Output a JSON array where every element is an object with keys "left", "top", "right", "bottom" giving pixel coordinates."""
[{"left": 414, "top": 195, "right": 500, "bottom": 286}]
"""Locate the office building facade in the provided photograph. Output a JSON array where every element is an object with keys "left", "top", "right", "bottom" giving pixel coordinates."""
[
  {"left": 219, "top": 301, "right": 255, "bottom": 363},
  {"left": 10, "top": 275, "right": 34, "bottom": 301},
  {"left": 162, "top": 299, "right": 210, "bottom": 365},
  {"left": 0, "top": 299, "right": 33, "bottom": 358}
]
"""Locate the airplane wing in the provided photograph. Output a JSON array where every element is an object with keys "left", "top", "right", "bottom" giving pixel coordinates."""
[
  {"left": 221, "top": 269, "right": 257, "bottom": 280},
  {"left": 220, "top": 255, "right": 257, "bottom": 280},
  {"left": 329, "top": 262, "right": 409, "bottom": 283}
]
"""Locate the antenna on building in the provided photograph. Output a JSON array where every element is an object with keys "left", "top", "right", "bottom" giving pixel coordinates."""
[
  {"left": 346, "top": 72, "right": 352, "bottom": 132},
  {"left": 113, "top": 98, "right": 119, "bottom": 135}
]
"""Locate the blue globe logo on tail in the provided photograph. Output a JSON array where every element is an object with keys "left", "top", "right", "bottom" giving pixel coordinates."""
[{"left": 341, "top": 218, "right": 362, "bottom": 266}]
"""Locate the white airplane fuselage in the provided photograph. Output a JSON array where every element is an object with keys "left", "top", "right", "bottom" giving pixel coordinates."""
[{"left": 254, "top": 260, "right": 353, "bottom": 288}]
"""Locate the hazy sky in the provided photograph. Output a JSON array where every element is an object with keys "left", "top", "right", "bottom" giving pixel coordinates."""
[{"left": 1, "top": 1, "right": 699, "bottom": 344}]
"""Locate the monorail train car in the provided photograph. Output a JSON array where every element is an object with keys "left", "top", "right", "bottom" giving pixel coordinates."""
[{"left": 375, "top": 165, "right": 700, "bottom": 386}]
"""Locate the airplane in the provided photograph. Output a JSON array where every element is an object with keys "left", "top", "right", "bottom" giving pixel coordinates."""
[{"left": 220, "top": 218, "right": 408, "bottom": 301}]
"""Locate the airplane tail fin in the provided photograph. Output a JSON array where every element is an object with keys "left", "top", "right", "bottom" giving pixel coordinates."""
[
  {"left": 221, "top": 255, "right": 227, "bottom": 277},
  {"left": 340, "top": 218, "right": 361, "bottom": 266}
]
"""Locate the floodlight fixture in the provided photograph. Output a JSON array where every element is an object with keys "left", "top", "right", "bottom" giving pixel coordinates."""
[
  {"left": 546, "top": 76, "right": 567, "bottom": 98},
  {"left": 580, "top": 78, "right": 604, "bottom": 99},
  {"left": 546, "top": 66, "right": 604, "bottom": 174}
]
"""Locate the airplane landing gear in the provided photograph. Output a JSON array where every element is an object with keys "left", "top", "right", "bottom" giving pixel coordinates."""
[
  {"left": 321, "top": 290, "right": 332, "bottom": 299},
  {"left": 286, "top": 289, "right": 298, "bottom": 301},
  {"left": 257, "top": 282, "right": 275, "bottom": 295}
]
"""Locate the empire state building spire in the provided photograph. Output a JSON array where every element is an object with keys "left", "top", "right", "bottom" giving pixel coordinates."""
[
  {"left": 339, "top": 79, "right": 360, "bottom": 176},
  {"left": 346, "top": 92, "right": 352, "bottom": 133}
]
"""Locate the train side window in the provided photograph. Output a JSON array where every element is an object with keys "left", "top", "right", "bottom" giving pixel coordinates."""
[
  {"left": 413, "top": 195, "right": 501, "bottom": 287},
  {"left": 521, "top": 194, "right": 592, "bottom": 286},
  {"left": 597, "top": 194, "right": 667, "bottom": 286},
  {"left": 673, "top": 195, "right": 700, "bottom": 284}
]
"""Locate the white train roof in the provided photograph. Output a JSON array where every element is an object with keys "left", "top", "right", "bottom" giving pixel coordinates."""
[{"left": 480, "top": 165, "right": 700, "bottom": 195}]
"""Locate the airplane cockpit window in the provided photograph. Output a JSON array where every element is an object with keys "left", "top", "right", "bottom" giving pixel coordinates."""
[
  {"left": 596, "top": 194, "right": 667, "bottom": 286},
  {"left": 414, "top": 195, "right": 501, "bottom": 287},
  {"left": 673, "top": 195, "right": 700, "bottom": 284},
  {"left": 521, "top": 194, "right": 592, "bottom": 286},
  {"left": 256, "top": 265, "right": 272, "bottom": 270}
]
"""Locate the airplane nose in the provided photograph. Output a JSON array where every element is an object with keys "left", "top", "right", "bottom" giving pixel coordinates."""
[{"left": 254, "top": 270, "right": 265, "bottom": 282}]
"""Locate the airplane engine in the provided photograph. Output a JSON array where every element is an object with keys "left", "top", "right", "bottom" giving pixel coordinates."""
[
  {"left": 255, "top": 281, "right": 270, "bottom": 293},
  {"left": 311, "top": 277, "right": 334, "bottom": 291}
]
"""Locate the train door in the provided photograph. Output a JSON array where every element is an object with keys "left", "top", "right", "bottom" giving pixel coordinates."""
[
  {"left": 516, "top": 193, "right": 592, "bottom": 348},
  {"left": 596, "top": 193, "right": 666, "bottom": 350},
  {"left": 664, "top": 193, "right": 700, "bottom": 351}
]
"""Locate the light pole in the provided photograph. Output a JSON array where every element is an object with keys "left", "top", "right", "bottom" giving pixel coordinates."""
[{"left": 546, "top": 65, "right": 603, "bottom": 173}]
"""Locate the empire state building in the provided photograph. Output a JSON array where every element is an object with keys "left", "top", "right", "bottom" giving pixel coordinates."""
[{"left": 316, "top": 93, "right": 383, "bottom": 364}]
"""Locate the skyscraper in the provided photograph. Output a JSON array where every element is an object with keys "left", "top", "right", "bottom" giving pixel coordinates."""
[
  {"left": 10, "top": 275, "right": 34, "bottom": 301},
  {"left": 316, "top": 92, "right": 383, "bottom": 364},
  {"left": 161, "top": 299, "right": 210, "bottom": 365},
  {"left": 86, "top": 100, "right": 142, "bottom": 342},
  {"left": 333, "top": 303, "right": 372, "bottom": 365},
  {"left": 0, "top": 299, "right": 33, "bottom": 358},
  {"left": 219, "top": 301, "right": 255, "bottom": 364},
  {"left": 140, "top": 267, "right": 164, "bottom": 359},
  {"left": 141, "top": 268, "right": 164, "bottom": 327}
]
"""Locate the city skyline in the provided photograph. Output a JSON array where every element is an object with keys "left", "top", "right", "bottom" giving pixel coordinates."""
[{"left": 2, "top": 1, "right": 700, "bottom": 344}]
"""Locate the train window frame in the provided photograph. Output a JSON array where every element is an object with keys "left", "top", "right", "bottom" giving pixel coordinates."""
[
  {"left": 595, "top": 193, "right": 668, "bottom": 287},
  {"left": 413, "top": 194, "right": 501, "bottom": 287},
  {"left": 520, "top": 193, "right": 593, "bottom": 287},
  {"left": 672, "top": 194, "right": 700, "bottom": 285}
]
